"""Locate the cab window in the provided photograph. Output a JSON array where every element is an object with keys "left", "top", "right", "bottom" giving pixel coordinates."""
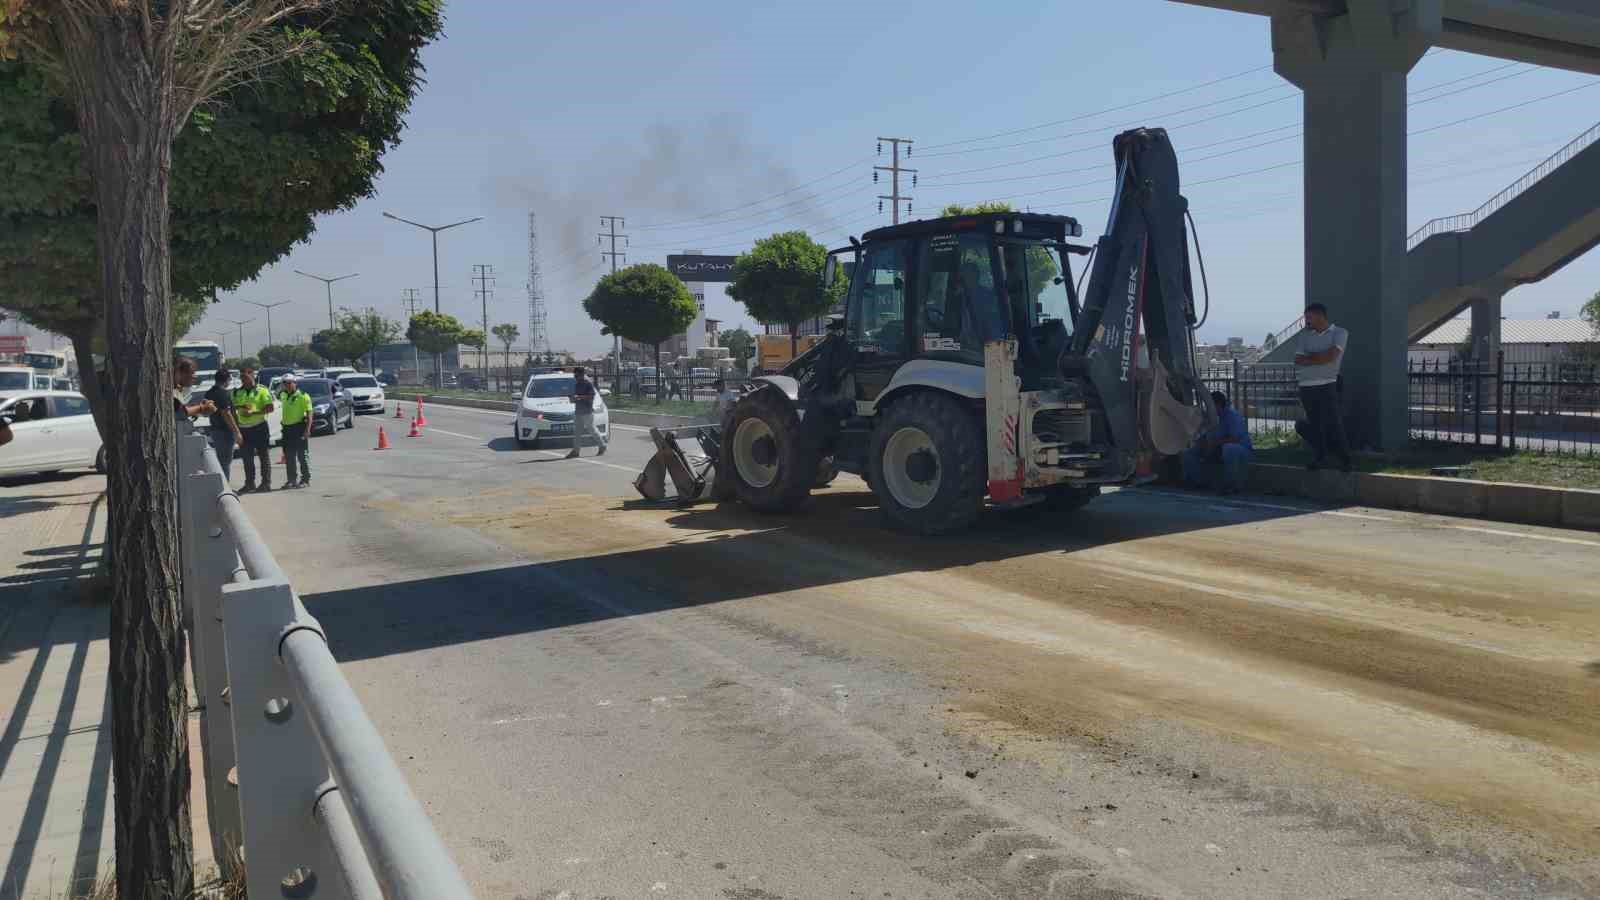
[
  {"left": 846, "top": 239, "right": 909, "bottom": 356},
  {"left": 916, "top": 234, "right": 1005, "bottom": 361},
  {"left": 999, "top": 242, "right": 1075, "bottom": 334},
  {"left": 52, "top": 396, "right": 91, "bottom": 418}
]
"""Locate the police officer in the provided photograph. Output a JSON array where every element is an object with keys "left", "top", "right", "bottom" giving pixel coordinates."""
[
  {"left": 231, "top": 366, "right": 275, "bottom": 493},
  {"left": 276, "top": 374, "right": 314, "bottom": 488}
]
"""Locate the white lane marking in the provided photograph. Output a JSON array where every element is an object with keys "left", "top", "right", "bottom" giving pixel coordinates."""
[
  {"left": 1442, "top": 524, "right": 1600, "bottom": 548},
  {"left": 425, "top": 428, "right": 486, "bottom": 442}
]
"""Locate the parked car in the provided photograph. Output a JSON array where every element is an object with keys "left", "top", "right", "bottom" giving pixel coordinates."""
[
  {"left": 376, "top": 371, "right": 398, "bottom": 386},
  {"left": 298, "top": 378, "right": 355, "bottom": 435},
  {"left": 0, "top": 392, "right": 105, "bottom": 478},
  {"left": 256, "top": 366, "right": 295, "bottom": 385},
  {"left": 322, "top": 366, "right": 357, "bottom": 381},
  {"left": 630, "top": 366, "right": 659, "bottom": 394},
  {"left": 337, "top": 373, "right": 387, "bottom": 414},
  {"left": 514, "top": 372, "right": 608, "bottom": 449},
  {"left": 457, "top": 372, "right": 486, "bottom": 390}
]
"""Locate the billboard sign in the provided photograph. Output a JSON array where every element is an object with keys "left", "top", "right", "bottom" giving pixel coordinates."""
[
  {"left": 666, "top": 254, "right": 737, "bottom": 283},
  {"left": 0, "top": 336, "right": 26, "bottom": 356}
]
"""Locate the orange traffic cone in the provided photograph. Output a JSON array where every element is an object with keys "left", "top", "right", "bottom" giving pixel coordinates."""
[
  {"left": 375, "top": 426, "right": 392, "bottom": 450},
  {"left": 407, "top": 418, "right": 423, "bottom": 438},
  {"left": 393, "top": 402, "right": 405, "bottom": 419},
  {"left": 415, "top": 396, "right": 427, "bottom": 426}
]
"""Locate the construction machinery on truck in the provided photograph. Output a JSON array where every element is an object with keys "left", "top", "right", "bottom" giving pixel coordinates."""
[
  {"left": 673, "top": 128, "right": 1214, "bottom": 534},
  {"left": 752, "top": 332, "right": 825, "bottom": 376}
]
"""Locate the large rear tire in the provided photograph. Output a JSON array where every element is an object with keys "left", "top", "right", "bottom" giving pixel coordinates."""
[
  {"left": 867, "top": 392, "right": 985, "bottom": 535},
  {"left": 722, "top": 387, "right": 815, "bottom": 513}
]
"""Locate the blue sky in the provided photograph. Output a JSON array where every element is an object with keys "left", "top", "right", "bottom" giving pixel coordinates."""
[{"left": 185, "top": 0, "right": 1600, "bottom": 358}]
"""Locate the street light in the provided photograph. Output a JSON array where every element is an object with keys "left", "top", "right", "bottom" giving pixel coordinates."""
[
  {"left": 244, "top": 300, "right": 291, "bottom": 348},
  {"left": 221, "top": 318, "right": 254, "bottom": 361},
  {"left": 381, "top": 212, "right": 483, "bottom": 314},
  {"left": 293, "top": 271, "right": 358, "bottom": 331},
  {"left": 212, "top": 332, "right": 230, "bottom": 360}
]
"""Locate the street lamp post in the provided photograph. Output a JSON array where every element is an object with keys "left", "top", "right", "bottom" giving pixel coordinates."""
[
  {"left": 221, "top": 318, "right": 254, "bottom": 362},
  {"left": 244, "top": 300, "right": 291, "bottom": 349},
  {"left": 383, "top": 211, "right": 483, "bottom": 385},
  {"left": 293, "top": 271, "right": 359, "bottom": 331},
  {"left": 212, "top": 332, "right": 230, "bottom": 360}
]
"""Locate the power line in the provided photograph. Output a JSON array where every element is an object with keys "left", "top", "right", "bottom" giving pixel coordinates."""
[{"left": 631, "top": 157, "right": 871, "bottom": 230}]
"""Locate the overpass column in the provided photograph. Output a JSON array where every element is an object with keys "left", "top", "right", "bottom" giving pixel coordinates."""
[
  {"left": 1273, "top": 0, "right": 1437, "bottom": 450},
  {"left": 1469, "top": 294, "right": 1503, "bottom": 365}
]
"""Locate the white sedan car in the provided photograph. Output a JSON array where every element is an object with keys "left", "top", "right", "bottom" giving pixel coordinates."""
[
  {"left": 337, "top": 373, "right": 387, "bottom": 414},
  {"left": 514, "top": 372, "right": 608, "bottom": 449},
  {"left": 0, "top": 391, "right": 105, "bottom": 478}
]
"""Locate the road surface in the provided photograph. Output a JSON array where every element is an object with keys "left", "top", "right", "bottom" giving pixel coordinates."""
[{"left": 221, "top": 403, "right": 1600, "bottom": 898}]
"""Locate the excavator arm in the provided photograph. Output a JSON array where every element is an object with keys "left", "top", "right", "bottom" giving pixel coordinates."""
[{"left": 1070, "top": 127, "right": 1215, "bottom": 459}]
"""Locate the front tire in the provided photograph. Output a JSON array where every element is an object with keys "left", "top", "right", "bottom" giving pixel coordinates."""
[
  {"left": 867, "top": 392, "right": 985, "bottom": 535},
  {"left": 722, "top": 387, "right": 815, "bottom": 513}
]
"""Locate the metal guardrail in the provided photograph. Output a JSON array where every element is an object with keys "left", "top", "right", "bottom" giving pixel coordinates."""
[
  {"left": 177, "top": 429, "right": 474, "bottom": 900},
  {"left": 1406, "top": 121, "right": 1600, "bottom": 251}
]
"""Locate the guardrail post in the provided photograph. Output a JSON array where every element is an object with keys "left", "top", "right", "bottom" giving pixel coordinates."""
[
  {"left": 177, "top": 436, "right": 244, "bottom": 872},
  {"left": 222, "top": 579, "right": 349, "bottom": 900}
]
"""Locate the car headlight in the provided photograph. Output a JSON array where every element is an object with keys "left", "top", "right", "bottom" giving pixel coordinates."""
[{"left": 314, "top": 403, "right": 330, "bottom": 413}]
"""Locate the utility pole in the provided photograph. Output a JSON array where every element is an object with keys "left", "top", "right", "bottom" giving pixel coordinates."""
[
  {"left": 875, "top": 137, "right": 917, "bottom": 225},
  {"left": 401, "top": 288, "right": 423, "bottom": 382},
  {"left": 244, "top": 300, "right": 291, "bottom": 349},
  {"left": 293, "top": 271, "right": 358, "bottom": 332},
  {"left": 472, "top": 263, "right": 495, "bottom": 385},
  {"left": 598, "top": 215, "right": 627, "bottom": 391},
  {"left": 221, "top": 318, "right": 254, "bottom": 362}
]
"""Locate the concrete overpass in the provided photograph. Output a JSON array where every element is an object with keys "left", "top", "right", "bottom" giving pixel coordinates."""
[
  {"left": 1172, "top": 0, "right": 1600, "bottom": 447},
  {"left": 1257, "top": 119, "right": 1600, "bottom": 362}
]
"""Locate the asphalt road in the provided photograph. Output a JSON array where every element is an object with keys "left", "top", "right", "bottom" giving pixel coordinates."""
[{"left": 227, "top": 402, "right": 1600, "bottom": 899}]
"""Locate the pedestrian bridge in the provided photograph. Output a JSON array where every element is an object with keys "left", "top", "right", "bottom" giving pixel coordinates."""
[{"left": 1257, "top": 120, "right": 1600, "bottom": 361}]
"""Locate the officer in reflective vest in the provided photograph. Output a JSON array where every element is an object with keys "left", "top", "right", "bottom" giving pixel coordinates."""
[
  {"left": 276, "top": 374, "right": 314, "bottom": 489},
  {"left": 231, "top": 366, "right": 275, "bottom": 493}
]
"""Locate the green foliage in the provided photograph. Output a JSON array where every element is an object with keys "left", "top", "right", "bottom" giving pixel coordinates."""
[
  {"left": 941, "top": 201, "right": 1013, "bottom": 216},
  {"left": 583, "top": 264, "right": 698, "bottom": 346},
  {"left": 1583, "top": 290, "right": 1600, "bottom": 332},
  {"left": 1262, "top": 332, "right": 1278, "bottom": 352},
  {"left": 309, "top": 329, "right": 347, "bottom": 365},
  {"left": 334, "top": 308, "right": 400, "bottom": 370},
  {"left": 490, "top": 323, "right": 519, "bottom": 349},
  {"left": 725, "top": 231, "right": 836, "bottom": 331},
  {"left": 406, "top": 310, "right": 470, "bottom": 355},
  {"left": 258, "top": 343, "right": 323, "bottom": 368},
  {"left": 0, "top": 1, "right": 443, "bottom": 347},
  {"left": 717, "top": 326, "right": 754, "bottom": 362},
  {"left": 225, "top": 356, "right": 261, "bottom": 372},
  {"left": 459, "top": 329, "right": 486, "bottom": 350}
]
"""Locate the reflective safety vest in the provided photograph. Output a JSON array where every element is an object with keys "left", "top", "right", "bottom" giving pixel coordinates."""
[
  {"left": 232, "top": 385, "right": 273, "bottom": 428},
  {"left": 278, "top": 390, "right": 313, "bottom": 427}
]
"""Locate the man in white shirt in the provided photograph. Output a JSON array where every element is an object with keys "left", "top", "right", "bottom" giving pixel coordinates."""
[{"left": 1293, "top": 302, "right": 1352, "bottom": 472}]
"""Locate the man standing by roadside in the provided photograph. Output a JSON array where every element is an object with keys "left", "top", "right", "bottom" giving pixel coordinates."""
[
  {"left": 276, "top": 374, "right": 314, "bottom": 489},
  {"left": 204, "top": 365, "right": 243, "bottom": 482},
  {"left": 1294, "top": 302, "right": 1352, "bottom": 472},
  {"left": 173, "top": 357, "right": 215, "bottom": 422},
  {"left": 231, "top": 366, "right": 275, "bottom": 493},
  {"left": 567, "top": 366, "right": 607, "bottom": 459}
]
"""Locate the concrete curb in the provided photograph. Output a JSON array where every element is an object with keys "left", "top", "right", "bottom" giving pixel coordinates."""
[
  {"left": 1247, "top": 463, "right": 1600, "bottom": 531},
  {"left": 414, "top": 394, "right": 705, "bottom": 430}
]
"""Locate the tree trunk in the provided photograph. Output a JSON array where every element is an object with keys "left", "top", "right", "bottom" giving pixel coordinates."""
[
  {"left": 789, "top": 324, "right": 799, "bottom": 359},
  {"left": 69, "top": 322, "right": 112, "bottom": 443},
  {"left": 67, "top": 15, "right": 194, "bottom": 900},
  {"left": 653, "top": 342, "right": 662, "bottom": 405}
]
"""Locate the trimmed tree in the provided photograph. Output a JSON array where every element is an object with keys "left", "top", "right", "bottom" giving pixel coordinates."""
[
  {"left": 258, "top": 343, "right": 323, "bottom": 369},
  {"left": 0, "top": 6, "right": 442, "bottom": 895},
  {"left": 718, "top": 326, "right": 754, "bottom": 372},
  {"left": 334, "top": 308, "right": 400, "bottom": 373},
  {"left": 583, "top": 264, "right": 698, "bottom": 403},
  {"left": 491, "top": 323, "right": 520, "bottom": 387},
  {"left": 726, "top": 231, "right": 837, "bottom": 357},
  {"left": 407, "top": 310, "right": 469, "bottom": 386}
]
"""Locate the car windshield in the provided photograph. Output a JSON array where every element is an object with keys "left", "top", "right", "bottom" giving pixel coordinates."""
[
  {"left": 526, "top": 378, "right": 575, "bottom": 399},
  {"left": 0, "top": 372, "right": 31, "bottom": 390},
  {"left": 300, "top": 380, "right": 334, "bottom": 397},
  {"left": 342, "top": 376, "right": 378, "bottom": 388}
]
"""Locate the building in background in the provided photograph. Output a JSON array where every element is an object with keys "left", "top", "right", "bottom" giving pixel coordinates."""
[{"left": 1410, "top": 318, "right": 1600, "bottom": 368}]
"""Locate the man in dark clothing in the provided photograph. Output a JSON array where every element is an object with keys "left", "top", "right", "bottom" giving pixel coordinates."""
[
  {"left": 173, "top": 357, "right": 214, "bottom": 423},
  {"left": 204, "top": 365, "right": 243, "bottom": 481},
  {"left": 1182, "top": 391, "right": 1254, "bottom": 493},
  {"left": 567, "top": 366, "right": 607, "bottom": 459}
]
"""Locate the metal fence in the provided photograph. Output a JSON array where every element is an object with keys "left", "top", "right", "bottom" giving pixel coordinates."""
[
  {"left": 1202, "top": 355, "right": 1600, "bottom": 453},
  {"left": 178, "top": 429, "right": 475, "bottom": 900}
]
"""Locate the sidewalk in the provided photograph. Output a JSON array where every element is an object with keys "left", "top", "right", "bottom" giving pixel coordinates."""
[{"left": 0, "top": 475, "right": 111, "bottom": 899}]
